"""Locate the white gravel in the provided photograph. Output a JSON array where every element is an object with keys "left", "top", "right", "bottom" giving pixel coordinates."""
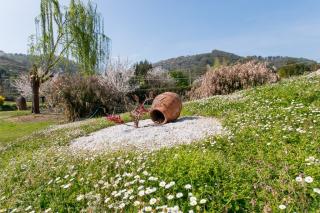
[{"left": 70, "top": 116, "right": 224, "bottom": 152}]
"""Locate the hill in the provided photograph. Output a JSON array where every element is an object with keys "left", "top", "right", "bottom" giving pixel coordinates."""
[
  {"left": 154, "top": 49, "right": 317, "bottom": 75},
  {"left": 154, "top": 50, "right": 242, "bottom": 75},
  {"left": 0, "top": 50, "right": 78, "bottom": 99},
  {"left": 0, "top": 51, "right": 30, "bottom": 99},
  {"left": 0, "top": 73, "right": 319, "bottom": 211}
]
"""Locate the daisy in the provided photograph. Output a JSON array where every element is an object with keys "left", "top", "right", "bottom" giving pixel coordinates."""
[
  {"left": 190, "top": 200, "right": 197, "bottom": 206},
  {"left": 76, "top": 194, "right": 85, "bottom": 201},
  {"left": 305, "top": 176, "right": 314, "bottom": 183},
  {"left": 167, "top": 194, "right": 174, "bottom": 200},
  {"left": 149, "top": 198, "right": 157, "bottom": 205},
  {"left": 159, "top": 181, "right": 166, "bottom": 187},
  {"left": 119, "top": 203, "right": 125, "bottom": 209},
  {"left": 104, "top": 197, "right": 110, "bottom": 203},
  {"left": 138, "top": 190, "right": 145, "bottom": 197},
  {"left": 144, "top": 206, "right": 152, "bottom": 212},
  {"left": 278, "top": 204, "right": 286, "bottom": 210},
  {"left": 176, "top": 192, "right": 183, "bottom": 198},
  {"left": 313, "top": 188, "right": 320, "bottom": 194},
  {"left": 134, "top": 201, "right": 141, "bottom": 206},
  {"left": 185, "top": 184, "right": 192, "bottom": 190},
  {"left": 295, "top": 176, "right": 303, "bottom": 182},
  {"left": 200, "top": 199, "right": 207, "bottom": 204}
]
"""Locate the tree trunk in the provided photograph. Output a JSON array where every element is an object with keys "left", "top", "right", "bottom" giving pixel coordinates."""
[{"left": 31, "top": 77, "right": 40, "bottom": 114}]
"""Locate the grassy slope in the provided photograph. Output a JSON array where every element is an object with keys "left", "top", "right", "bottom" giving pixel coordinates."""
[{"left": 0, "top": 75, "right": 319, "bottom": 212}]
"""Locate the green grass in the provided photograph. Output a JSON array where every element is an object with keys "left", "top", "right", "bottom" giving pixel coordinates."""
[
  {"left": 0, "top": 75, "right": 320, "bottom": 212},
  {"left": 0, "top": 111, "right": 55, "bottom": 145},
  {"left": 4, "top": 101, "right": 33, "bottom": 106}
]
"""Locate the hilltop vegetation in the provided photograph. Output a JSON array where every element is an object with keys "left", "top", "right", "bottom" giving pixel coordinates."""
[
  {"left": 0, "top": 73, "right": 319, "bottom": 212},
  {"left": 0, "top": 50, "right": 78, "bottom": 99},
  {"left": 154, "top": 49, "right": 317, "bottom": 76}
]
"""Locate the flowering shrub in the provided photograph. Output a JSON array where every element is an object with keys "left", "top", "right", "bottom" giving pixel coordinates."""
[
  {"left": 47, "top": 74, "right": 123, "bottom": 121},
  {"left": 0, "top": 95, "right": 5, "bottom": 106},
  {"left": 189, "top": 60, "right": 279, "bottom": 99}
]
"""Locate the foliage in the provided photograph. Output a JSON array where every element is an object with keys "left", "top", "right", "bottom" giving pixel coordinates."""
[
  {"left": 0, "top": 75, "right": 319, "bottom": 212},
  {"left": 145, "top": 67, "right": 175, "bottom": 89},
  {"left": 28, "top": 0, "right": 110, "bottom": 113},
  {"left": 278, "top": 63, "right": 319, "bottom": 78},
  {"left": 154, "top": 49, "right": 241, "bottom": 76},
  {"left": 244, "top": 56, "right": 317, "bottom": 69},
  {"left": 134, "top": 60, "right": 153, "bottom": 77},
  {"left": 30, "top": 0, "right": 109, "bottom": 75},
  {"left": 0, "top": 95, "right": 4, "bottom": 106},
  {"left": 169, "top": 70, "right": 189, "bottom": 87},
  {"left": 11, "top": 73, "right": 54, "bottom": 100},
  {"left": 47, "top": 74, "right": 122, "bottom": 121},
  {"left": 189, "top": 61, "right": 279, "bottom": 99},
  {"left": 103, "top": 57, "right": 137, "bottom": 95},
  {"left": 130, "top": 66, "right": 180, "bottom": 102},
  {"left": 133, "top": 60, "right": 153, "bottom": 86},
  {"left": 68, "top": 0, "right": 110, "bottom": 75}
]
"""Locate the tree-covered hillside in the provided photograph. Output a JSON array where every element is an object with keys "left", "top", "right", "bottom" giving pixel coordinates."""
[
  {"left": 0, "top": 50, "right": 78, "bottom": 99},
  {"left": 154, "top": 49, "right": 317, "bottom": 76}
]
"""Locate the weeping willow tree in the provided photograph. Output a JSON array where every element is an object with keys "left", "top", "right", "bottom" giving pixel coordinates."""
[
  {"left": 29, "top": 0, "right": 109, "bottom": 113},
  {"left": 68, "top": 0, "right": 109, "bottom": 75}
]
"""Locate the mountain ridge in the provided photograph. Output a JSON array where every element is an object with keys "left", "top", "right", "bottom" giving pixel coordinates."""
[{"left": 154, "top": 49, "right": 317, "bottom": 74}]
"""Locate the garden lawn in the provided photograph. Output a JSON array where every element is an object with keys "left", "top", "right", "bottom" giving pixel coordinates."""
[
  {"left": 0, "top": 111, "right": 55, "bottom": 146},
  {"left": 0, "top": 74, "right": 320, "bottom": 212}
]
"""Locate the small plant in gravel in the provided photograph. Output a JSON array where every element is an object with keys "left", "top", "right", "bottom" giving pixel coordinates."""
[
  {"left": 106, "top": 93, "right": 154, "bottom": 128},
  {"left": 129, "top": 94, "right": 153, "bottom": 128}
]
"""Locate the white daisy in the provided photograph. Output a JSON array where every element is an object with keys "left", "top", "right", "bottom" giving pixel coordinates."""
[
  {"left": 185, "top": 184, "right": 192, "bottom": 190},
  {"left": 313, "top": 188, "right": 320, "bottom": 194},
  {"left": 176, "top": 192, "right": 183, "bottom": 198},
  {"left": 159, "top": 181, "right": 166, "bottom": 187},
  {"left": 278, "top": 204, "right": 286, "bottom": 210},
  {"left": 167, "top": 194, "right": 174, "bottom": 200},
  {"left": 138, "top": 190, "right": 145, "bottom": 197},
  {"left": 305, "top": 176, "right": 314, "bottom": 183},
  {"left": 200, "top": 199, "right": 207, "bottom": 204},
  {"left": 76, "top": 194, "right": 85, "bottom": 201},
  {"left": 149, "top": 198, "right": 157, "bottom": 205},
  {"left": 295, "top": 176, "right": 303, "bottom": 182},
  {"left": 190, "top": 200, "right": 197, "bottom": 206},
  {"left": 144, "top": 206, "right": 152, "bottom": 212},
  {"left": 134, "top": 200, "right": 141, "bottom": 206},
  {"left": 104, "top": 197, "right": 110, "bottom": 203}
]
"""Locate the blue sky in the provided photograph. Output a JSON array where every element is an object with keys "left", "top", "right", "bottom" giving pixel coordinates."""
[{"left": 0, "top": 0, "right": 319, "bottom": 62}]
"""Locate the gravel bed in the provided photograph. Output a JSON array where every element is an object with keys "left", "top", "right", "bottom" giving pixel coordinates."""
[{"left": 70, "top": 116, "right": 224, "bottom": 152}]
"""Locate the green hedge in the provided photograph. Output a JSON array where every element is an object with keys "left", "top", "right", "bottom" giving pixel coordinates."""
[{"left": 278, "top": 63, "right": 319, "bottom": 78}]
